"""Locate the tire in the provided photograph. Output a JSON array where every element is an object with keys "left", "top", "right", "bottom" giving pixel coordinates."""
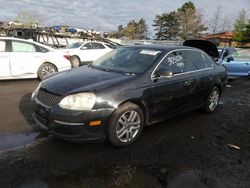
[
  {"left": 70, "top": 56, "right": 81, "bottom": 68},
  {"left": 38, "top": 63, "right": 57, "bottom": 80},
  {"left": 107, "top": 102, "right": 144, "bottom": 147},
  {"left": 204, "top": 87, "right": 220, "bottom": 113}
]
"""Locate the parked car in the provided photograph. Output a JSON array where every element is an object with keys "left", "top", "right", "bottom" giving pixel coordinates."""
[
  {"left": 0, "top": 37, "right": 71, "bottom": 80},
  {"left": 63, "top": 41, "right": 117, "bottom": 67},
  {"left": 31, "top": 43, "right": 227, "bottom": 147},
  {"left": 221, "top": 49, "right": 250, "bottom": 78}
]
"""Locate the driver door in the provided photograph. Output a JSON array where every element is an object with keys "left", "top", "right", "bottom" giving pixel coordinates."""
[{"left": 150, "top": 50, "right": 192, "bottom": 122}]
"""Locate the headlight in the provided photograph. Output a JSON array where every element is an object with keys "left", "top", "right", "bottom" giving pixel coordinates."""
[
  {"left": 59, "top": 93, "right": 96, "bottom": 110},
  {"left": 31, "top": 82, "right": 42, "bottom": 99}
]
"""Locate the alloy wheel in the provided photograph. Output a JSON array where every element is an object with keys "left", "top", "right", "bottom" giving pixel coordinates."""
[
  {"left": 41, "top": 65, "right": 56, "bottom": 78},
  {"left": 116, "top": 110, "right": 141, "bottom": 143}
]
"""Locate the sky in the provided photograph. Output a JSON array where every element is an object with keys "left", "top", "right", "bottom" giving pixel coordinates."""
[{"left": 1, "top": 0, "right": 249, "bottom": 34}]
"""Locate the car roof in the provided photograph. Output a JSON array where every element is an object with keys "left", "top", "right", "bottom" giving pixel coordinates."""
[
  {"left": 122, "top": 44, "right": 201, "bottom": 52},
  {"left": 0, "top": 36, "right": 55, "bottom": 51}
]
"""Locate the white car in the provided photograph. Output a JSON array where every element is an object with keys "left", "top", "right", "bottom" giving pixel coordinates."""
[
  {"left": 0, "top": 37, "right": 72, "bottom": 80},
  {"left": 63, "top": 41, "right": 116, "bottom": 67}
]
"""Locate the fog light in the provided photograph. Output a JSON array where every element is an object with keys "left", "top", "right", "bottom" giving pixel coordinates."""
[{"left": 89, "top": 120, "right": 101, "bottom": 126}]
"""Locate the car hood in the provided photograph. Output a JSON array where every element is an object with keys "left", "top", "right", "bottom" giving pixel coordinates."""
[
  {"left": 183, "top": 40, "right": 219, "bottom": 59},
  {"left": 41, "top": 66, "right": 134, "bottom": 96}
]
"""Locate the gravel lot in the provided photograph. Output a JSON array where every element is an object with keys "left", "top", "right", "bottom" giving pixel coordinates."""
[{"left": 0, "top": 79, "right": 250, "bottom": 188}]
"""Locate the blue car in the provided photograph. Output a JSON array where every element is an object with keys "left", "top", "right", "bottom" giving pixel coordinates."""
[{"left": 221, "top": 49, "right": 250, "bottom": 78}]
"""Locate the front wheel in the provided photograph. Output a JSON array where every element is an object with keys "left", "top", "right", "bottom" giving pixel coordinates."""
[
  {"left": 204, "top": 87, "right": 220, "bottom": 113},
  {"left": 107, "top": 103, "right": 144, "bottom": 147},
  {"left": 38, "top": 63, "right": 57, "bottom": 80}
]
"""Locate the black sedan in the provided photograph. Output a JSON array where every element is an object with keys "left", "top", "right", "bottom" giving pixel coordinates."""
[{"left": 31, "top": 44, "right": 227, "bottom": 147}]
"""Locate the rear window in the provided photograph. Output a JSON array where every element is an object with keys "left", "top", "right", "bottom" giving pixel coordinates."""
[
  {"left": 187, "top": 51, "right": 206, "bottom": 70},
  {"left": 203, "top": 53, "right": 214, "bottom": 68}
]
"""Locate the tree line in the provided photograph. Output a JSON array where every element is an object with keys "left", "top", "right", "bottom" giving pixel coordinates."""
[
  {"left": 108, "top": 1, "right": 250, "bottom": 42},
  {"left": 9, "top": 1, "right": 250, "bottom": 42}
]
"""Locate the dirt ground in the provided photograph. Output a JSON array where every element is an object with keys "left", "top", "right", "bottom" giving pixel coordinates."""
[{"left": 0, "top": 79, "right": 250, "bottom": 188}]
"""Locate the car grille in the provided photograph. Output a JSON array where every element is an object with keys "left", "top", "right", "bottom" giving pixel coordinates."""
[
  {"left": 36, "top": 89, "right": 62, "bottom": 108},
  {"left": 51, "top": 124, "right": 82, "bottom": 137}
]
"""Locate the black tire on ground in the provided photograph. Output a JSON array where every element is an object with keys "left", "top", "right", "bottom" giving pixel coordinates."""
[
  {"left": 107, "top": 102, "right": 144, "bottom": 147},
  {"left": 204, "top": 86, "right": 220, "bottom": 113},
  {"left": 38, "top": 63, "right": 57, "bottom": 80},
  {"left": 70, "top": 56, "right": 81, "bottom": 68}
]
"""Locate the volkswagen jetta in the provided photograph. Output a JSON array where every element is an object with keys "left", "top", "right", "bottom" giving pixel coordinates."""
[{"left": 32, "top": 44, "right": 227, "bottom": 147}]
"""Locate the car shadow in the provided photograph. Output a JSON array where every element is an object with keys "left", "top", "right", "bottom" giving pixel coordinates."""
[{"left": 18, "top": 92, "right": 38, "bottom": 130}]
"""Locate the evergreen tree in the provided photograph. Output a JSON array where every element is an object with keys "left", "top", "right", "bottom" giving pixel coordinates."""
[
  {"left": 153, "top": 14, "right": 165, "bottom": 39},
  {"left": 153, "top": 12, "right": 179, "bottom": 40},
  {"left": 233, "top": 9, "right": 248, "bottom": 42}
]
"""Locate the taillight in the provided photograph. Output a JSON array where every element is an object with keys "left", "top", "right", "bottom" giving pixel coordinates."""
[{"left": 63, "top": 55, "right": 70, "bottom": 61}]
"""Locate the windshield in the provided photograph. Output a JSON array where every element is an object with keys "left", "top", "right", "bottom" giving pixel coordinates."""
[
  {"left": 92, "top": 47, "right": 163, "bottom": 74},
  {"left": 65, "top": 42, "right": 83, "bottom": 49},
  {"left": 230, "top": 49, "right": 250, "bottom": 61}
]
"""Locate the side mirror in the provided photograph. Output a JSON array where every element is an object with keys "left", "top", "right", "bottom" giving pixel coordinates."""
[
  {"left": 154, "top": 68, "right": 174, "bottom": 79},
  {"left": 81, "top": 46, "right": 87, "bottom": 50},
  {"left": 226, "top": 56, "right": 234, "bottom": 62}
]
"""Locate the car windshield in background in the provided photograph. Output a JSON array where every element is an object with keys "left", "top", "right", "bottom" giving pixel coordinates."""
[
  {"left": 232, "top": 49, "right": 250, "bottom": 61},
  {"left": 92, "top": 47, "right": 163, "bottom": 74},
  {"left": 65, "top": 42, "right": 83, "bottom": 49}
]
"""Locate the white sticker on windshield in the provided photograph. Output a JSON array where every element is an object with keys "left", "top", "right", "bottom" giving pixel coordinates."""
[{"left": 140, "top": 50, "right": 161, "bottom": 56}]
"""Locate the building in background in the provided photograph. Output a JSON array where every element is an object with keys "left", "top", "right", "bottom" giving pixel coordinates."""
[{"left": 204, "top": 32, "right": 250, "bottom": 48}]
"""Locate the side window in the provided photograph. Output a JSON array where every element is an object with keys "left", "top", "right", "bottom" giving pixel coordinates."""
[
  {"left": 83, "top": 43, "right": 93, "bottom": 49},
  {"left": 203, "top": 53, "right": 214, "bottom": 68},
  {"left": 0, "top": 41, "right": 6, "bottom": 52},
  {"left": 12, "top": 41, "right": 36, "bottom": 52},
  {"left": 92, "top": 43, "right": 105, "bottom": 49},
  {"left": 158, "top": 50, "right": 187, "bottom": 74},
  {"left": 187, "top": 51, "right": 206, "bottom": 71}
]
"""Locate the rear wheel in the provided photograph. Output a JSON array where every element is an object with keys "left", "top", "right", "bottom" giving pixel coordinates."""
[
  {"left": 38, "top": 63, "right": 57, "bottom": 80},
  {"left": 70, "top": 56, "right": 81, "bottom": 68},
  {"left": 107, "top": 103, "right": 144, "bottom": 147},
  {"left": 204, "top": 87, "right": 220, "bottom": 113}
]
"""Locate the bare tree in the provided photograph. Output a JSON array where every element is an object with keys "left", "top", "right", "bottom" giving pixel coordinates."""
[
  {"left": 14, "top": 11, "right": 44, "bottom": 27},
  {"left": 210, "top": 6, "right": 222, "bottom": 34},
  {"left": 220, "top": 15, "right": 234, "bottom": 32}
]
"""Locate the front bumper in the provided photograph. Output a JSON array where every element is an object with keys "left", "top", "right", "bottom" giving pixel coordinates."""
[{"left": 32, "top": 98, "right": 115, "bottom": 142}]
